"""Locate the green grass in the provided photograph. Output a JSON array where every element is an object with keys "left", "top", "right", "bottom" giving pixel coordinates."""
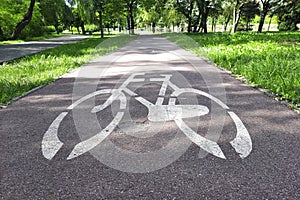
[
  {"left": 165, "top": 32, "right": 300, "bottom": 106},
  {"left": 0, "top": 34, "right": 137, "bottom": 105}
]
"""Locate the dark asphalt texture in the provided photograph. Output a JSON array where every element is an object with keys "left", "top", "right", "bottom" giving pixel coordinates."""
[
  {"left": 0, "top": 35, "right": 89, "bottom": 64},
  {"left": 0, "top": 35, "right": 299, "bottom": 199}
]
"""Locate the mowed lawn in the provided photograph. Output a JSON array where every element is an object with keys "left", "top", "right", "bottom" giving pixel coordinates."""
[
  {"left": 0, "top": 35, "right": 137, "bottom": 106},
  {"left": 167, "top": 32, "right": 300, "bottom": 107}
]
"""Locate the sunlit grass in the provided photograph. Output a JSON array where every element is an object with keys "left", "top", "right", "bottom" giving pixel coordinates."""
[
  {"left": 165, "top": 32, "right": 300, "bottom": 106},
  {"left": 0, "top": 34, "right": 137, "bottom": 105}
]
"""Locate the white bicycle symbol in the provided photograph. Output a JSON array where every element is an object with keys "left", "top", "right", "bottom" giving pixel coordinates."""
[{"left": 42, "top": 72, "right": 252, "bottom": 161}]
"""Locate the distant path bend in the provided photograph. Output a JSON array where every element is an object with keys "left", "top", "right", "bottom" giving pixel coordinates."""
[{"left": 0, "top": 34, "right": 90, "bottom": 64}]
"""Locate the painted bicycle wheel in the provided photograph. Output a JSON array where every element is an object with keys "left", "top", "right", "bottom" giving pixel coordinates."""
[
  {"left": 42, "top": 89, "right": 126, "bottom": 160},
  {"left": 170, "top": 88, "right": 252, "bottom": 159}
]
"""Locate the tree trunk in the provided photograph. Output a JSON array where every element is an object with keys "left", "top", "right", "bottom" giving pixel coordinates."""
[
  {"left": 130, "top": 13, "right": 134, "bottom": 34},
  {"left": 11, "top": 0, "right": 36, "bottom": 40},
  {"left": 54, "top": 24, "right": 59, "bottom": 34},
  {"left": 193, "top": 9, "right": 201, "bottom": 32},
  {"left": 0, "top": 26, "right": 4, "bottom": 40},
  {"left": 98, "top": 10, "right": 104, "bottom": 38},
  {"left": 258, "top": 9, "right": 268, "bottom": 33},
  {"left": 224, "top": 15, "right": 231, "bottom": 32},
  {"left": 128, "top": 2, "right": 135, "bottom": 34},
  {"left": 231, "top": 4, "right": 242, "bottom": 34},
  {"left": 187, "top": 1, "right": 193, "bottom": 33},
  {"left": 81, "top": 21, "right": 86, "bottom": 35},
  {"left": 54, "top": 19, "right": 60, "bottom": 34},
  {"left": 127, "top": 16, "right": 131, "bottom": 34},
  {"left": 267, "top": 15, "right": 273, "bottom": 31},
  {"left": 202, "top": 17, "right": 208, "bottom": 33},
  {"left": 201, "top": 6, "right": 209, "bottom": 34}
]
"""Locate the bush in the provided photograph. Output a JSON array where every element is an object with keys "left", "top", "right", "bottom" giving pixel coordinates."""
[
  {"left": 44, "top": 26, "right": 56, "bottom": 33},
  {"left": 278, "top": 21, "right": 299, "bottom": 31}
]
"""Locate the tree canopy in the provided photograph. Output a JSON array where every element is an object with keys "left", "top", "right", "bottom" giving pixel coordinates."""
[{"left": 0, "top": 0, "right": 299, "bottom": 40}]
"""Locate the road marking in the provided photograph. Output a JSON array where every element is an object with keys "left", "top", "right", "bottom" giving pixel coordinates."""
[
  {"left": 147, "top": 105, "right": 209, "bottom": 122},
  {"left": 67, "top": 89, "right": 114, "bottom": 110},
  {"left": 228, "top": 111, "right": 252, "bottom": 158},
  {"left": 67, "top": 111, "right": 125, "bottom": 160},
  {"left": 42, "top": 73, "right": 252, "bottom": 161},
  {"left": 174, "top": 118, "right": 226, "bottom": 159},
  {"left": 171, "top": 88, "right": 229, "bottom": 110},
  {"left": 42, "top": 112, "right": 67, "bottom": 160},
  {"left": 91, "top": 91, "right": 126, "bottom": 113}
]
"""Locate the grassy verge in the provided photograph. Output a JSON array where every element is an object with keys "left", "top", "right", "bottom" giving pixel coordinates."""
[
  {"left": 165, "top": 32, "right": 300, "bottom": 109},
  {"left": 0, "top": 33, "right": 61, "bottom": 45},
  {"left": 0, "top": 34, "right": 137, "bottom": 106}
]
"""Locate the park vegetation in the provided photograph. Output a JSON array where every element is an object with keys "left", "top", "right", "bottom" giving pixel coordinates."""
[
  {"left": 0, "top": 0, "right": 300, "bottom": 40},
  {"left": 0, "top": 0, "right": 299, "bottom": 110},
  {"left": 0, "top": 35, "right": 137, "bottom": 105},
  {"left": 165, "top": 32, "right": 300, "bottom": 107}
]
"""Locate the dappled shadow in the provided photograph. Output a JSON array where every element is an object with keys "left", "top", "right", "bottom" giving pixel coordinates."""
[
  {"left": 1, "top": 34, "right": 300, "bottom": 198},
  {"left": 1, "top": 67, "right": 300, "bottom": 198}
]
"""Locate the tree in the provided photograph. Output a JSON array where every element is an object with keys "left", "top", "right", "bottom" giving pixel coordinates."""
[
  {"left": 102, "top": 0, "right": 127, "bottom": 33},
  {"left": 197, "top": 0, "right": 215, "bottom": 33},
  {"left": 257, "top": 0, "right": 280, "bottom": 32},
  {"left": 209, "top": 1, "right": 223, "bottom": 32},
  {"left": 39, "top": 0, "right": 72, "bottom": 34},
  {"left": 0, "top": 26, "right": 3, "bottom": 40},
  {"left": 68, "top": 0, "right": 98, "bottom": 35},
  {"left": 240, "top": 1, "right": 260, "bottom": 30},
  {"left": 275, "top": 0, "right": 300, "bottom": 31},
  {"left": 176, "top": 0, "right": 195, "bottom": 32},
  {"left": 11, "top": 0, "right": 36, "bottom": 39},
  {"left": 125, "top": 0, "right": 138, "bottom": 34},
  {"left": 231, "top": 0, "right": 245, "bottom": 33},
  {"left": 94, "top": 0, "right": 104, "bottom": 37},
  {"left": 257, "top": 0, "right": 271, "bottom": 32},
  {"left": 221, "top": 1, "right": 233, "bottom": 31},
  {"left": 72, "top": 9, "right": 83, "bottom": 34},
  {"left": 163, "top": 0, "right": 185, "bottom": 31}
]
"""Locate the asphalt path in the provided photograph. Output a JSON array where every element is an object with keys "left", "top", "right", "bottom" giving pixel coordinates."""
[
  {"left": 0, "top": 35, "right": 299, "bottom": 199},
  {"left": 0, "top": 34, "right": 90, "bottom": 64}
]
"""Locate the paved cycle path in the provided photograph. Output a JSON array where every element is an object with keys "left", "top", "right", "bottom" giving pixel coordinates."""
[
  {"left": 1, "top": 35, "right": 299, "bottom": 199},
  {"left": 0, "top": 34, "right": 89, "bottom": 64}
]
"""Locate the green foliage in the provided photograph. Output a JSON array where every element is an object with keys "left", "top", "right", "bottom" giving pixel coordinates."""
[
  {"left": 1, "top": 0, "right": 300, "bottom": 40},
  {"left": 166, "top": 32, "right": 300, "bottom": 104},
  {"left": 240, "top": 1, "right": 260, "bottom": 28},
  {"left": 0, "top": 0, "right": 29, "bottom": 39},
  {"left": 85, "top": 24, "right": 99, "bottom": 32},
  {"left": 19, "top": 6, "right": 47, "bottom": 39},
  {"left": 0, "top": 0, "right": 73, "bottom": 40},
  {"left": 39, "top": 0, "right": 73, "bottom": 33},
  {"left": 0, "top": 35, "right": 137, "bottom": 105},
  {"left": 275, "top": 0, "right": 300, "bottom": 31}
]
